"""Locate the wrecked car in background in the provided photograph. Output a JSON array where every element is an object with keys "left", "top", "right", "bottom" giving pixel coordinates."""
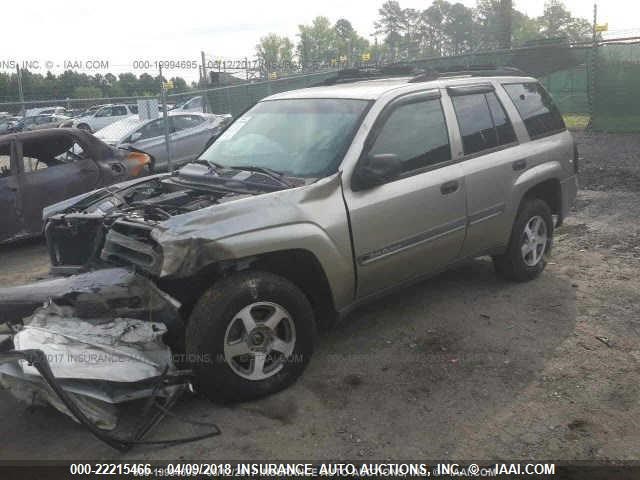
[
  {"left": 0, "top": 129, "right": 152, "bottom": 243},
  {"left": 8, "top": 114, "right": 71, "bottom": 132},
  {"left": 0, "top": 70, "right": 577, "bottom": 434},
  {"left": 94, "top": 112, "right": 232, "bottom": 171}
]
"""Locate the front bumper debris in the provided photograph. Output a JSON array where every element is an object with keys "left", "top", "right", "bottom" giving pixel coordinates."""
[
  {"left": 0, "top": 267, "right": 183, "bottom": 344},
  {"left": 0, "top": 268, "right": 220, "bottom": 451}
]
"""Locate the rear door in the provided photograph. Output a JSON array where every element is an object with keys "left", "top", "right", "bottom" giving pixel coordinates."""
[
  {"left": 343, "top": 90, "right": 467, "bottom": 299},
  {"left": 0, "top": 139, "right": 23, "bottom": 242},
  {"left": 447, "top": 83, "right": 525, "bottom": 257},
  {"left": 16, "top": 137, "right": 100, "bottom": 235}
]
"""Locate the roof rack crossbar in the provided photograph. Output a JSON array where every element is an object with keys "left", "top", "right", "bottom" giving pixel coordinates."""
[
  {"left": 409, "top": 66, "right": 528, "bottom": 83},
  {"left": 319, "top": 65, "right": 529, "bottom": 87}
]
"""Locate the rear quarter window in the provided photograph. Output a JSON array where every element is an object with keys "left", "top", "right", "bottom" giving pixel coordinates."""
[{"left": 503, "top": 82, "right": 565, "bottom": 139}]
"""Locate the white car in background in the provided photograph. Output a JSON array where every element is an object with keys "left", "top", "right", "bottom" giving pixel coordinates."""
[
  {"left": 94, "top": 112, "right": 232, "bottom": 171},
  {"left": 61, "top": 104, "right": 139, "bottom": 132},
  {"left": 173, "top": 96, "right": 206, "bottom": 112},
  {"left": 25, "top": 106, "right": 67, "bottom": 117}
]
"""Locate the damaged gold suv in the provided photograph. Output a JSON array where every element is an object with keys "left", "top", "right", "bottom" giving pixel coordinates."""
[{"left": 0, "top": 68, "right": 578, "bottom": 403}]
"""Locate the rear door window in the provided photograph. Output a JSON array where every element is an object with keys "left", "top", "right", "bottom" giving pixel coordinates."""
[
  {"left": 486, "top": 92, "right": 517, "bottom": 145},
  {"left": 451, "top": 91, "right": 517, "bottom": 156},
  {"left": 503, "top": 82, "right": 565, "bottom": 139}
]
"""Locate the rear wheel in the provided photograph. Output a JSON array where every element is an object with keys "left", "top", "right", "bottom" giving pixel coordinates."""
[
  {"left": 493, "top": 198, "right": 553, "bottom": 282},
  {"left": 186, "top": 271, "right": 316, "bottom": 403}
]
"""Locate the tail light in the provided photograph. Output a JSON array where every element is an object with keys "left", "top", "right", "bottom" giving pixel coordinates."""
[
  {"left": 573, "top": 143, "right": 580, "bottom": 174},
  {"left": 126, "top": 151, "right": 152, "bottom": 176}
]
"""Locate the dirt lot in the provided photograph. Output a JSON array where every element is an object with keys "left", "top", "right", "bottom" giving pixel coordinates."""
[{"left": 0, "top": 131, "right": 639, "bottom": 461}]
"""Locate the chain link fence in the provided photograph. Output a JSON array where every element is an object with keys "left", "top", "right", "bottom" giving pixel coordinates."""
[{"left": 2, "top": 39, "right": 640, "bottom": 135}]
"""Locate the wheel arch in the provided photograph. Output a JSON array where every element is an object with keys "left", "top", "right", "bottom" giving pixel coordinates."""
[
  {"left": 159, "top": 248, "right": 340, "bottom": 330},
  {"left": 512, "top": 162, "right": 563, "bottom": 224},
  {"left": 522, "top": 178, "right": 561, "bottom": 218}
]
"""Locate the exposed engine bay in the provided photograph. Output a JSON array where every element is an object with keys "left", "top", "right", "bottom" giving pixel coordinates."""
[{"left": 43, "top": 164, "right": 292, "bottom": 275}]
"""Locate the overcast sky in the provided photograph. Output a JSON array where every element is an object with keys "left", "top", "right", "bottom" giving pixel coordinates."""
[{"left": 2, "top": 0, "right": 637, "bottom": 80}]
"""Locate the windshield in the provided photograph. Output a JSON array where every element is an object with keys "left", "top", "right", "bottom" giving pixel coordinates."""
[
  {"left": 95, "top": 115, "right": 143, "bottom": 142},
  {"left": 199, "top": 98, "right": 370, "bottom": 178}
]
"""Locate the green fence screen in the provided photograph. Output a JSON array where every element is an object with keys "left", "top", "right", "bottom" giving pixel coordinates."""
[{"left": 592, "top": 42, "right": 640, "bottom": 132}]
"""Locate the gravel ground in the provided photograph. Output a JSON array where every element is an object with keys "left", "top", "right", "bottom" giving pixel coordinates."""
[{"left": 0, "top": 131, "right": 639, "bottom": 461}]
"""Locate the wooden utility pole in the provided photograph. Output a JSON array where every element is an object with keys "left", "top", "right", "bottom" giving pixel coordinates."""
[
  {"left": 201, "top": 51, "right": 207, "bottom": 87},
  {"left": 16, "top": 65, "right": 25, "bottom": 117},
  {"left": 499, "top": 0, "right": 512, "bottom": 49}
]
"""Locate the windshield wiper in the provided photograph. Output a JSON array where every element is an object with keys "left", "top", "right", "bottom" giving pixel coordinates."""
[
  {"left": 191, "top": 159, "right": 224, "bottom": 173},
  {"left": 192, "top": 160, "right": 292, "bottom": 188},
  {"left": 226, "top": 165, "right": 292, "bottom": 187}
]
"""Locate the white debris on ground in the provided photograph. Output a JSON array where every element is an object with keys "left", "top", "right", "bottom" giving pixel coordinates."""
[
  {"left": 14, "top": 302, "right": 173, "bottom": 382},
  {"left": 0, "top": 301, "right": 176, "bottom": 430}
]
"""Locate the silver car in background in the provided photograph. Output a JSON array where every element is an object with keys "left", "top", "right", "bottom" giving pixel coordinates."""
[{"left": 94, "top": 112, "right": 232, "bottom": 171}]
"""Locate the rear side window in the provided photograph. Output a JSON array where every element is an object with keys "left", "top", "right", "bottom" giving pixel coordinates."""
[
  {"left": 486, "top": 93, "right": 517, "bottom": 145},
  {"left": 369, "top": 97, "right": 451, "bottom": 174},
  {"left": 452, "top": 92, "right": 516, "bottom": 155},
  {"left": 503, "top": 82, "right": 565, "bottom": 139}
]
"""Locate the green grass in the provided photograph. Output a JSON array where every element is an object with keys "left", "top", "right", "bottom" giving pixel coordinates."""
[{"left": 563, "top": 114, "right": 590, "bottom": 130}]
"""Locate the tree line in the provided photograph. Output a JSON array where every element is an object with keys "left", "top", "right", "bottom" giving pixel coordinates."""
[
  {"left": 0, "top": 70, "right": 190, "bottom": 103},
  {"left": 256, "top": 0, "right": 592, "bottom": 68}
]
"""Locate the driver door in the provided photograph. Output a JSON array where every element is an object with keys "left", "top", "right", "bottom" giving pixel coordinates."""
[
  {"left": 343, "top": 91, "right": 467, "bottom": 299},
  {"left": 16, "top": 138, "right": 100, "bottom": 235}
]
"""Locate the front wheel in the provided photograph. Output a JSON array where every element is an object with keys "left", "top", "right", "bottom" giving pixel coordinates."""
[
  {"left": 186, "top": 271, "right": 316, "bottom": 403},
  {"left": 493, "top": 198, "right": 553, "bottom": 282}
]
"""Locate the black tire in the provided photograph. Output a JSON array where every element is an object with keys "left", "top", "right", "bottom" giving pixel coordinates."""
[
  {"left": 77, "top": 123, "right": 92, "bottom": 132},
  {"left": 493, "top": 198, "right": 553, "bottom": 282},
  {"left": 186, "top": 271, "right": 316, "bottom": 403}
]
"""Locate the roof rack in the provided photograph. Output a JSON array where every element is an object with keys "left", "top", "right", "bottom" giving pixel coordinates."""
[
  {"left": 319, "top": 65, "right": 529, "bottom": 87},
  {"left": 319, "top": 64, "right": 423, "bottom": 85},
  {"left": 408, "top": 65, "right": 528, "bottom": 83}
]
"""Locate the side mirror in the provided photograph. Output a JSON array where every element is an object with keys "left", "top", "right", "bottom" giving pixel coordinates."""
[
  {"left": 352, "top": 153, "right": 402, "bottom": 190},
  {"left": 129, "top": 132, "right": 142, "bottom": 143}
]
